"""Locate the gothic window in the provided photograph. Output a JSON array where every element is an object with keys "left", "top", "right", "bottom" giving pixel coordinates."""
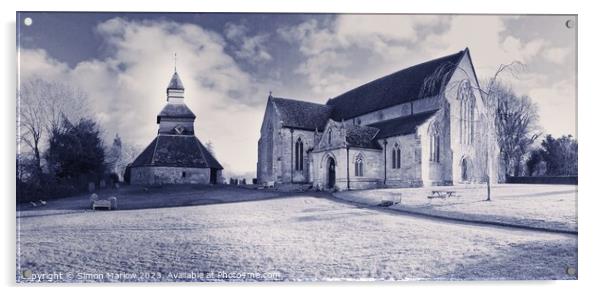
[
  {"left": 429, "top": 122, "right": 441, "bottom": 163},
  {"left": 392, "top": 144, "right": 401, "bottom": 169},
  {"left": 327, "top": 128, "right": 332, "bottom": 145},
  {"left": 295, "top": 137, "right": 304, "bottom": 171},
  {"left": 354, "top": 154, "right": 364, "bottom": 177},
  {"left": 458, "top": 80, "right": 476, "bottom": 145},
  {"left": 392, "top": 146, "right": 396, "bottom": 169}
]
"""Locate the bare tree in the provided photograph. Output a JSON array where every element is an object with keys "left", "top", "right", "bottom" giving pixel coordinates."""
[
  {"left": 488, "top": 80, "right": 540, "bottom": 177},
  {"left": 420, "top": 60, "right": 525, "bottom": 201},
  {"left": 18, "top": 78, "right": 89, "bottom": 175}
]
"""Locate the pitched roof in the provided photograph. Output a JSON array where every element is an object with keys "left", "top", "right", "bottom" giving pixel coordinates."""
[
  {"left": 345, "top": 124, "right": 382, "bottom": 150},
  {"left": 130, "top": 135, "right": 223, "bottom": 169},
  {"left": 368, "top": 110, "right": 438, "bottom": 139},
  {"left": 157, "top": 103, "right": 196, "bottom": 122},
  {"left": 167, "top": 72, "right": 185, "bottom": 90},
  {"left": 271, "top": 96, "right": 333, "bottom": 131},
  {"left": 326, "top": 49, "right": 466, "bottom": 120}
]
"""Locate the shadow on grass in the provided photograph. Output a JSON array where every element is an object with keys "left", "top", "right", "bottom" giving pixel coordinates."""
[
  {"left": 17, "top": 185, "right": 332, "bottom": 217},
  {"left": 436, "top": 238, "right": 577, "bottom": 280}
]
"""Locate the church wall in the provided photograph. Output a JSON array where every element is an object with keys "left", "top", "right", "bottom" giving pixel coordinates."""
[
  {"left": 443, "top": 52, "right": 493, "bottom": 184},
  {"left": 417, "top": 110, "right": 454, "bottom": 186},
  {"left": 257, "top": 99, "right": 277, "bottom": 184},
  {"left": 382, "top": 134, "right": 424, "bottom": 187},
  {"left": 276, "top": 128, "right": 315, "bottom": 184},
  {"left": 347, "top": 148, "right": 382, "bottom": 190},
  {"left": 130, "top": 166, "right": 212, "bottom": 185}
]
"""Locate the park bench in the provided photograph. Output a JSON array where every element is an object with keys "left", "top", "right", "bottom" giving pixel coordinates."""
[
  {"left": 427, "top": 190, "right": 459, "bottom": 199},
  {"left": 90, "top": 194, "right": 118, "bottom": 210},
  {"left": 92, "top": 199, "right": 112, "bottom": 210}
]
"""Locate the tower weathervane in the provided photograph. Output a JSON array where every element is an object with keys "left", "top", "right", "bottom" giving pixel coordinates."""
[{"left": 174, "top": 52, "right": 177, "bottom": 72}]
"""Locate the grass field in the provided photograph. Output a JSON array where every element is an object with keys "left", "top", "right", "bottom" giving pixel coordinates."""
[{"left": 17, "top": 186, "right": 577, "bottom": 282}]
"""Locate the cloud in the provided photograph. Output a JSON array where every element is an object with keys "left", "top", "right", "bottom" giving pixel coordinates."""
[
  {"left": 224, "top": 22, "right": 272, "bottom": 64},
  {"left": 278, "top": 16, "right": 449, "bottom": 98},
  {"left": 542, "top": 46, "right": 571, "bottom": 64},
  {"left": 528, "top": 77, "right": 577, "bottom": 137},
  {"left": 19, "top": 18, "right": 268, "bottom": 176}
]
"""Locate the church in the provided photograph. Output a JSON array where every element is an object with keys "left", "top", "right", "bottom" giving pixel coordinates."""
[
  {"left": 257, "top": 48, "right": 500, "bottom": 190},
  {"left": 128, "top": 69, "right": 223, "bottom": 185}
]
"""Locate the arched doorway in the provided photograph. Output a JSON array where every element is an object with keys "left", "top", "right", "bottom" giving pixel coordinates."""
[
  {"left": 327, "top": 157, "right": 336, "bottom": 189},
  {"left": 461, "top": 158, "right": 469, "bottom": 182}
]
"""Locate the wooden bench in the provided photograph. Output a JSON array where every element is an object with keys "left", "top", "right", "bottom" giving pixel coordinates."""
[
  {"left": 90, "top": 194, "right": 118, "bottom": 210},
  {"left": 427, "top": 190, "right": 459, "bottom": 199},
  {"left": 92, "top": 199, "right": 112, "bottom": 210}
]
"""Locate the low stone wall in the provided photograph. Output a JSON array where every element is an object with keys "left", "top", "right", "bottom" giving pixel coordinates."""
[{"left": 506, "top": 176, "right": 578, "bottom": 185}]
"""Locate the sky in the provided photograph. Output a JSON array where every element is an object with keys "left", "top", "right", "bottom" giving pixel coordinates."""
[{"left": 17, "top": 13, "right": 577, "bottom": 177}]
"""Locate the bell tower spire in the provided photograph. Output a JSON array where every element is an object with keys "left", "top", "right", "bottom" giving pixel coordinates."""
[{"left": 166, "top": 57, "right": 185, "bottom": 104}]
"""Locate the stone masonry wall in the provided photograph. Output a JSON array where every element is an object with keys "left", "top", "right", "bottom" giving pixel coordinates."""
[{"left": 130, "top": 166, "right": 211, "bottom": 185}]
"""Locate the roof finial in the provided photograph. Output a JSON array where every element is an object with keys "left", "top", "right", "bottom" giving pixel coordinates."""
[
  {"left": 174, "top": 52, "right": 177, "bottom": 72},
  {"left": 268, "top": 90, "right": 272, "bottom": 98}
]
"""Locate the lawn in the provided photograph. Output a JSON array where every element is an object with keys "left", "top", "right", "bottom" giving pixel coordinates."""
[
  {"left": 17, "top": 187, "right": 577, "bottom": 282},
  {"left": 335, "top": 184, "right": 577, "bottom": 232}
]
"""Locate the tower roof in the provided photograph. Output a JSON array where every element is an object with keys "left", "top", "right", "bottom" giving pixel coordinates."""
[
  {"left": 167, "top": 71, "right": 185, "bottom": 90},
  {"left": 130, "top": 135, "right": 223, "bottom": 169}
]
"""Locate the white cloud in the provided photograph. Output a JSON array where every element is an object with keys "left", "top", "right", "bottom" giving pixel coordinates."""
[
  {"left": 19, "top": 18, "right": 268, "bottom": 177},
  {"left": 528, "top": 77, "right": 577, "bottom": 137},
  {"left": 224, "top": 22, "right": 272, "bottom": 64},
  {"left": 278, "top": 16, "right": 447, "bottom": 98},
  {"left": 542, "top": 46, "right": 570, "bottom": 64}
]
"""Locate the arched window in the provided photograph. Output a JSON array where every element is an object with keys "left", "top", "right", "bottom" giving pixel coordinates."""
[
  {"left": 354, "top": 154, "right": 364, "bottom": 177},
  {"left": 429, "top": 122, "right": 440, "bottom": 163},
  {"left": 458, "top": 80, "right": 476, "bottom": 145},
  {"left": 295, "top": 137, "right": 304, "bottom": 171},
  {"left": 327, "top": 128, "right": 332, "bottom": 145},
  {"left": 392, "top": 144, "right": 401, "bottom": 169}
]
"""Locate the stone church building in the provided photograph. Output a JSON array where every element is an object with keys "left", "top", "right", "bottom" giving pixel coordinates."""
[
  {"left": 129, "top": 70, "right": 223, "bottom": 185},
  {"left": 257, "top": 48, "right": 500, "bottom": 190}
]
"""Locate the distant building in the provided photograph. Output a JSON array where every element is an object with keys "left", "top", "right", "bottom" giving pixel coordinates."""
[
  {"left": 257, "top": 48, "right": 500, "bottom": 190},
  {"left": 129, "top": 70, "right": 223, "bottom": 185}
]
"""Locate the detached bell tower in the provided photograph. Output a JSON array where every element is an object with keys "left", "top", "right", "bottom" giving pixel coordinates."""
[{"left": 129, "top": 55, "right": 224, "bottom": 185}]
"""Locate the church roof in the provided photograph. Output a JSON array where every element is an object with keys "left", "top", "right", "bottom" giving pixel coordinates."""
[
  {"left": 368, "top": 110, "right": 438, "bottom": 139},
  {"left": 326, "top": 49, "right": 466, "bottom": 120},
  {"left": 167, "top": 71, "right": 185, "bottom": 90},
  {"left": 157, "top": 103, "right": 196, "bottom": 122},
  {"left": 271, "top": 96, "right": 333, "bottom": 131},
  {"left": 345, "top": 124, "right": 382, "bottom": 150},
  {"left": 130, "top": 135, "right": 223, "bottom": 169}
]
